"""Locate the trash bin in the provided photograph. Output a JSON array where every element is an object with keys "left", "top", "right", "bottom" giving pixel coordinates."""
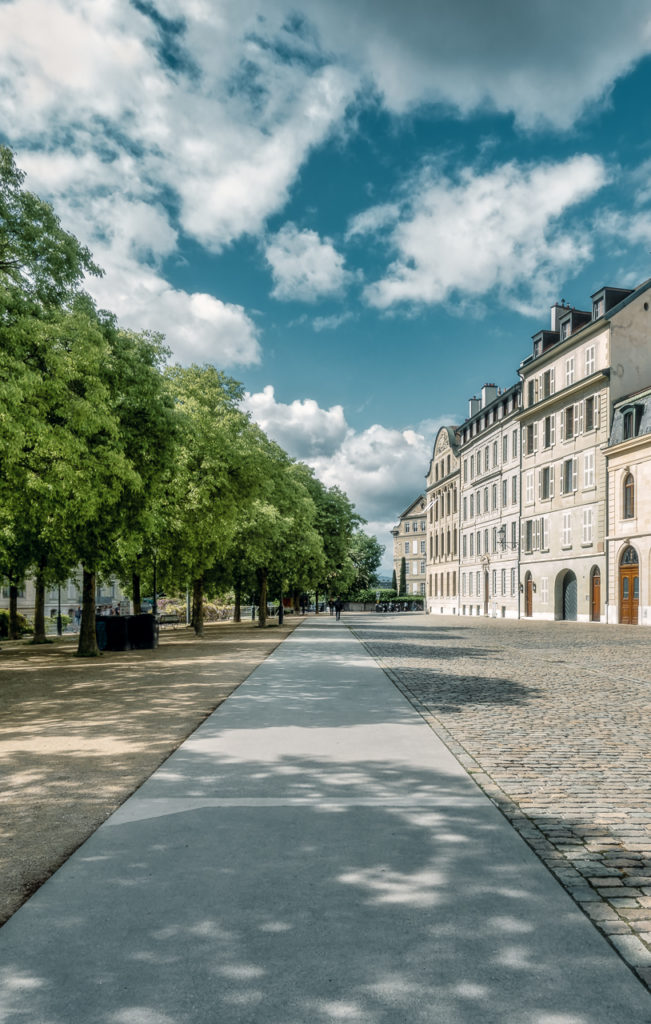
[
  {"left": 95, "top": 615, "right": 131, "bottom": 650},
  {"left": 128, "top": 614, "right": 159, "bottom": 649}
]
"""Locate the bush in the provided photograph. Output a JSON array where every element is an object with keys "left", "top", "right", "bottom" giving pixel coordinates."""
[{"left": 0, "top": 609, "right": 32, "bottom": 638}]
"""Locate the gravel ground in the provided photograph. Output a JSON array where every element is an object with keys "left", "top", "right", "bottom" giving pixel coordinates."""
[
  {"left": 0, "top": 618, "right": 302, "bottom": 927},
  {"left": 349, "top": 612, "right": 651, "bottom": 991}
]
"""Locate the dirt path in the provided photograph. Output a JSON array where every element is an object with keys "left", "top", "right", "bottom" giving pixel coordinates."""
[{"left": 0, "top": 618, "right": 303, "bottom": 926}]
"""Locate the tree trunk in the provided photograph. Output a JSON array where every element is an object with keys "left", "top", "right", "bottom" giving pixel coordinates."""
[
  {"left": 292, "top": 588, "right": 300, "bottom": 614},
  {"left": 31, "top": 567, "right": 48, "bottom": 644},
  {"left": 77, "top": 568, "right": 99, "bottom": 656},
  {"left": 233, "top": 584, "right": 241, "bottom": 623},
  {"left": 132, "top": 572, "right": 142, "bottom": 615},
  {"left": 257, "top": 569, "right": 267, "bottom": 628},
  {"left": 192, "top": 576, "right": 204, "bottom": 636},
  {"left": 8, "top": 583, "right": 19, "bottom": 639}
]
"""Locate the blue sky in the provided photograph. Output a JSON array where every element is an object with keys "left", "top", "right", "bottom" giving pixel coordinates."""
[{"left": 1, "top": 0, "right": 651, "bottom": 572}]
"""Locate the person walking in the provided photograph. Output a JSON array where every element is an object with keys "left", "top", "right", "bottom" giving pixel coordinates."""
[{"left": 334, "top": 597, "right": 343, "bottom": 621}]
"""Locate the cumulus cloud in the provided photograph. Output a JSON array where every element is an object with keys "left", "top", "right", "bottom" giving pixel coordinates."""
[
  {"left": 244, "top": 385, "right": 452, "bottom": 564},
  {"left": 359, "top": 156, "right": 608, "bottom": 316},
  {"left": 265, "top": 223, "right": 352, "bottom": 302},
  {"left": 242, "top": 386, "right": 348, "bottom": 459},
  {"left": 313, "top": 312, "right": 355, "bottom": 332}
]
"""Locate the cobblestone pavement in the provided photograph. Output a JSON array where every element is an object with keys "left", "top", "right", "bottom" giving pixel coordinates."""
[{"left": 349, "top": 613, "right": 651, "bottom": 991}]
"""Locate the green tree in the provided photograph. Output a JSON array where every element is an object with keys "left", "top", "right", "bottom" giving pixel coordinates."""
[
  {"left": 391, "top": 568, "right": 397, "bottom": 592},
  {"left": 399, "top": 556, "right": 407, "bottom": 596},
  {"left": 344, "top": 531, "right": 384, "bottom": 597}
]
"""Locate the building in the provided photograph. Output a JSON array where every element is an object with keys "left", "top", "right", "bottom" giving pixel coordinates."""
[
  {"left": 425, "top": 426, "right": 460, "bottom": 614},
  {"left": 517, "top": 280, "right": 651, "bottom": 621},
  {"left": 0, "top": 571, "right": 130, "bottom": 622},
  {"left": 391, "top": 496, "right": 427, "bottom": 597},
  {"left": 605, "top": 387, "right": 651, "bottom": 625},
  {"left": 458, "top": 382, "right": 522, "bottom": 618}
]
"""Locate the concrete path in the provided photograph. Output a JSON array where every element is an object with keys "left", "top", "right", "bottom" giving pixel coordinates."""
[{"left": 1, "top": 619, "right": 650, "bottom": 1024}]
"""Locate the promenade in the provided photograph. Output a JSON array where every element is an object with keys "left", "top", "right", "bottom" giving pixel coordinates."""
[{"left": 1, "top": 616, "right": 650, "bottom": 1023}]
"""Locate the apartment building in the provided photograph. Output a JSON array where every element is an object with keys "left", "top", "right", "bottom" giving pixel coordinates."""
[
  {"left": 605, "top": 387, "right": 651, "bottom": 625},
  {"left": 0, "top": 572, "right": 129, "bottom": 621},
  {"left": 518, "top": 280, "right": 651, "bottom": 621},
  {"left": 391, "top": 495, "right": 427, "bottom": 596},
  {"left": 458, "top": 382, "right": 522, "bottom": 618},
  {"left": 425, "top": 426, "right": 460, "bottom": 614}
]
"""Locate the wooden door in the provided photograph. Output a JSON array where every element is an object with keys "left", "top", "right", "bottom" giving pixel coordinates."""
[
  {"left": 590, "top": 571, "right": 601, "bottom": 622},
  {"left": 525, "top": 576, "right": 533, "bottom": 617},
  {"left": 619, "top": 566, "right": 639, "bottom": 624}
]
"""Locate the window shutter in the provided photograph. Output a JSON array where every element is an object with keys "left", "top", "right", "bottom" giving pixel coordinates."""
[
  {"left": 533, "top": 422, "right": 538, "bottom": 451},
  {"left": 550, "top": 467, "right": 555, "bottom": 498},
  {"left": 550, "top": 368, "right": 555, "bottom": 393},
  {"left": 595, "top": 395, "right": 600, "bottom": 430},
  {"left": 560, "top": 411, "right": 565, "bottom": 441},
  {"left": 522, "top": 427, "right": 527, "bottom": 454},
  {"left": 537, "top": 470, "right": 541, "bottom": 498},
  {"left": 572, "top": 458, "right": 578, "bottom": 492},
  {"left": 533, "top": 519, "right": 540, "bottom": 550},
  {"left": 550, "top": 415, "right": 556, "bottom": 445},
  {"left": 578, "top": 402, "right": 584, "bottom": 434}
]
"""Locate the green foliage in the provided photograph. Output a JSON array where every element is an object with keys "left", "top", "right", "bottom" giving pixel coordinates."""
[
  {"left": 0, "top": 609, "right": 31, "bottom": 637},
  {"left": 399, "top": 556, "right": 407, "bottom": 595}
]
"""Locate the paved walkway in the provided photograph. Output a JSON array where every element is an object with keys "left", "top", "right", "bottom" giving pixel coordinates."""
[{"left": 1, "top": 619, "right": 650, "bottom": 1023}]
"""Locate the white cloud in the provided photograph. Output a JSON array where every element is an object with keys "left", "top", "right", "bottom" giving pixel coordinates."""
[
  {"left": 244, "top": 385, "right": 452, "bottom": 566},
  {"left": 360, "top": 156, "right": 608, "bottom": 316},
  {"left": 265, "top": 223, "right": 352, "bottom": 302},
  {"left": 313, "top": 312, "right": 355, "bottom": 332},
  {"left": 242, "top": 385, "right": 348, "bottom": 459}
]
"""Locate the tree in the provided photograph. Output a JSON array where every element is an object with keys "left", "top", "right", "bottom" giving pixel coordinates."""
[
  {"left": 344, "top": 531, "right": 384, "bottom": 597},
  {"left": 160, "top": 365, "right": 257, "bottom": 636},
  {"left": 391, "top": 568, "right": 397, "bottom": 591},
  {"left": 399, "top": 556, "right": 407, "bottom": 596}
]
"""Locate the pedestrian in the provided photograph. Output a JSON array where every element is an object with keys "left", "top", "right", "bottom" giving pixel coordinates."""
[
  {"left": 74, "top": 606, "right": 82, "bottom": 629},
  {"left": 328, "top": 599, "right": 334, "bottom": 616},
  {"left": 335, "top": 597, "right": 343, "bottom": 621}
]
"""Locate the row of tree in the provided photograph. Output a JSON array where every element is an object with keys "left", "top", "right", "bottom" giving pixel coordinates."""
[{"left": 0, "top": 146, "right": 383, "bottom": 655}]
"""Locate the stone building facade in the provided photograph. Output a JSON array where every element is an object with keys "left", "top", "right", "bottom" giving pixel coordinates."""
[
  {"left": 458, "top": 382, "right": 522, "bottom": 618},
  {"left": 391, "top": 495, "right": 427, "bottom": 596},
  {"left": 425, "top": 426, "right": 460, "bottom": 615}
]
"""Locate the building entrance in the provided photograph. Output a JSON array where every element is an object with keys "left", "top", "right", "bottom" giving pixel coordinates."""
[{"left": 619, "top": 546, "right": 639, "bottom": 625}]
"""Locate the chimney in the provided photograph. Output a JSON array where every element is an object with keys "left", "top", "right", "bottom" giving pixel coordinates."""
[
  {"left": 468, "top": 397, "right": 481, "bottom": 417},
  {"left": 550, "top": 302, "right": 565, "bottom": 332},
  {"left": 481, "top": 383, "right": 498, "bottom": 408}
]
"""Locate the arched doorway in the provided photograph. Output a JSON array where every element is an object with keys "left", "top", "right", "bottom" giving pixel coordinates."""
[
  {"left": 524, "top": 572, "right": 533, "bottom": 618},
  {"left": 561, "top": 571, "right": 577, "bottom": 621},
  {"left": 619, "top": 546, "right": 639, "bottom": 624},
  {"left": 590, "top": 567, "right": 601, "bottom": 622}
]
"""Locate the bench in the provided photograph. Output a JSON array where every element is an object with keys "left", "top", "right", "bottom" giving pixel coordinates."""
[{"left": 157, "top": 612, "right": 181, "bottom": 626}]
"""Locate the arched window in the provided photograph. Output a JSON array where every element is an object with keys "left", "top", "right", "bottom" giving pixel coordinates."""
[{"left": 623, "top": 473, "right": 635, "bottom": 519}]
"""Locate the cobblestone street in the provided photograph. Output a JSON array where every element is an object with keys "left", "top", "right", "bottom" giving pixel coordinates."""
[{"left": 350, "top": 613, "right": 651, "bottom": 990}]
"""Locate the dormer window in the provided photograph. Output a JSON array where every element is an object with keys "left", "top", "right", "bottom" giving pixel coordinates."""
[
  {"left": 560, "top": 320, "right": 570, "bottom": 340},
  {"left": 593, "top": 297, "right": 604, "bottom": 319},
  {"left": 622, "top": 404, "right": 643, "bottom": 440}
]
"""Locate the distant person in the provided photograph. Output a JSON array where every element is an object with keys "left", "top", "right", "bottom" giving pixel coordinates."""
[
  {"left": 334, "top": 597, "right": 343, "bottom": 621},
  {"left": 74, "top": 606, "right": 81, "bottom": 629},
  {"left": 328, "top": 599, "right": 334, "bottom": 616}
]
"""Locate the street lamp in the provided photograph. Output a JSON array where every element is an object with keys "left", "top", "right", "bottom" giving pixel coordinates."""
[{"left": 57, "top": 585, "right": 62, "bottom": 636}]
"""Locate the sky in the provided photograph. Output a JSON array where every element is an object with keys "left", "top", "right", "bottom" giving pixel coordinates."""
[{"left": 2, "top": 0, "right": 651, "bottom": 574}]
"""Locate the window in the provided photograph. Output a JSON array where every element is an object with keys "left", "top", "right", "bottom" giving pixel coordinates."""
[
  {"left": 542, "top": 368, "right": 554, "bottom": 397},
  {"left": 420, "top": 540, "right": 426, "bottom": 553},
  {"left": 564, "top": 406, "right": 574, "bottom": 440},
  {"left": 540, "top": 466, "right": 553, "bottom": 499},
  {"left": 469, "top": 533, "right": 474, "bottom": 556},
  {"left": 462, "top": 573, "right": 466, "bottom": 596},
  {"left": 492, "top": 483, "right": 497, "bottom": 510},
  {"left": 469, "top": 573, "right": 473, "bottom": 596},
  {"left": 585, "top": 396, "right": 595, "bottom": 432},
  {"left": 502, "top": 479, "right": 507, "bottom": 507},
  {"left": 511, "top": 567, "right": 516, "bottom": 596},
  {"left": 462, "top": 534, "right": 467, "bottom": 557},
  {"left": 584, "top": 450, "right": 595, "bottom": 488},
  {"left": 526, "top": 423, "right": 537, "bottom": 454},
  {"left": 412, "top": 561, "right": 418, "bottom": 575},
  {"left": 484, "top": 529, "right": 489, "bottom": 554},
  {"left": 501, "top": 568, "right": 506, "bottom": 596},
  {"left": 582, "top": 508, "right": 593, "bottom": 544},
  {"left": 585, "top": 345, "right": 595, "bottom": 376},
  {"left": 470, "top": 454, "right": 474, "bottom": 478},
  {"left": 593, "top": 298, "right": 604, "bottom": 319},
  {"left": 543, "top": 414, "right": 555, "bottom": 449},
  {"left": 525, "top": 519, "right": 534, "bottom": 552},
  {"left": 405, "top": 541, "right": 410, "bottom": 553},
  {"left": 621, "top": 405, "right": 643, "bottom": 440},
  {"left": 463, "top": 459, "right": 468, "bottom": 482},
  {"left": 476, "top": 532, "right": 481, "bottom": 555},
  {"left": 512, "top": 475, "right": 518, "bottom": 504},
  {"left": 463, "top": 496, "right": 467, "bottom": 521},
  {"left": 624, "top": 472, "right": 635, "bottom": 519},
  {"left": 561, "top": 458, "right": 577, "bottom": 494},
  {"left": 470, "top": 494, "right": 474, "bottom": 517},
  {"left": 493, "top": 441, "right": 498, "bottom": 466},
  {"left": 483, "top": 487, "right": 488, "bottom": 513},
  {"left": 420, "top": 560, "right": 426, "bottom": 574},
  {"left": 492, "top": 569, "right": 497, "bottom": 596},
  {"left": 412, "top": 582, "right": 419, "bottom": 595},
  {"left": 405, "top": 522, "right": 410, "bottom": 533},
  {"left": 492, "top": 526, "right": 497, "bottom": 552},
  {"left": 503, "top": 435, "right": 508, "bottom": 462},
  {"left": 525, "top": 470, "right": 534, "bottom": 504},
  {"left": 420, "top": 582, "right": 426, "bottom": 596},
  {"left": 511, "top": 521, "right": 517, "bottom": 549},
  {"left": 562, "top": 511, "right": 572, "bottom": 547},
  {"left": 565, "top": 356, "right": 575, "bottom": 386},
  {"left": 512, "top": 429, "right": 518, "bottom": 458},
  {"left": 484, "top": 447, "right": 489, "bottom": 471}
]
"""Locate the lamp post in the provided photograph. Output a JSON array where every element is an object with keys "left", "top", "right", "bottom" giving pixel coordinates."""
[{"left": 57, "top": 585, "right": 62, "bottom": 636}]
